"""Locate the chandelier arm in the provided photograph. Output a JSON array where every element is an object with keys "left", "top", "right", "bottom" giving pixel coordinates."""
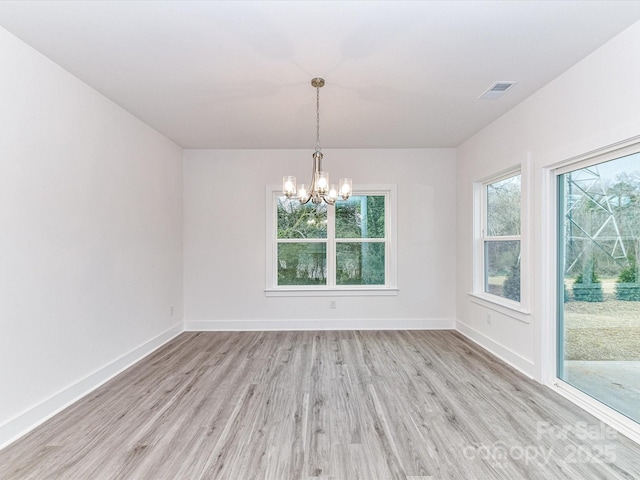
[{"left": 323, "top": 195, "right": 336, "bottom": 206}]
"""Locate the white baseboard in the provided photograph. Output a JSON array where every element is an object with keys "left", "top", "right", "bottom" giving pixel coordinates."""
[
  {"left": 456, "top": 320, "right": 536, "bottom": 379},
  {"left": 0, "top": 323, "right": 184, "bottom": 450},
  {"left": 184, "top": 318, "right": 455, "bottom": 332}
]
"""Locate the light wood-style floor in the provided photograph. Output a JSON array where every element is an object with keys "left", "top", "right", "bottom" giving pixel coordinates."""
[{"left": 1, "top": 331, "right": 639, "bottom": 479}]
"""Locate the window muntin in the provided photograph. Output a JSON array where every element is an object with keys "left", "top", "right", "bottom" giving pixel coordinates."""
[{"left": 483, "top": 172, "right": 522, "bottom": 302}]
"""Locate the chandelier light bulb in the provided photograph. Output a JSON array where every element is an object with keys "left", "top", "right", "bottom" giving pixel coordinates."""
[
  {"left": 283, "top": 176, "right": 296, "bottom": 197},
  {"left": 339, "top": 178, "right": 353, "bottom": 199},
  {"left": 297, "top": 184, "right": 309, "bottom": 202},
  {"left": 328, "top": 185, "right": 338, "bottom": 202},
  {"left": 317, "top": 171, "right": 329, "bottom": 194}
]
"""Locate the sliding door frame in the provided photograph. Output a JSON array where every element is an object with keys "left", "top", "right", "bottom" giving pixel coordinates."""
[{"left": 541, "top": 136, "right": 640, "bottom": 445}]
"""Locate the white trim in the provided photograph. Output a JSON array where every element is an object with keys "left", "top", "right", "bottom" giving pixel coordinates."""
[
  {"left": 539, "top": 162, "right": 558, "bottom": 384},
  {"left": 483, "top": 235, "right": 521, "bottom": 242},
  {"left": 185, "top": 318, "right": 454, "bottom": 331},
  {"left": 327, "top": 198, "right": 336, "bottom": 285},
  {"left": 472, "top": 159, "right": 530, "bottom": 312},
  {"left": 277, "top": 237, "right": 387, "bottom": 244},
  {"left": 520, "top": 154, "right": 533, "bottom": 327},
  {"left": 266, "top": 186, "right": 277, "bottom": 289},
  {"left": 552, "top": 134, "right": 640, "bottom": 175},
  {"left": 0, "top": 323, "right": 184, "bottom": 450},
  {"left": 548, "top": 380, "right": 640, "bottom": 445},
  {"left": 265, "top": 287, "right": 398, "bottom": 297},
  {"left": 455, "top": 320, "right": 536, "bottom": 379},
  {"left": 467, "top": 291, "right": 531, "bottom": 322},
  {"left": 475, "top": 164, "right": 524, "bottom": 185}
]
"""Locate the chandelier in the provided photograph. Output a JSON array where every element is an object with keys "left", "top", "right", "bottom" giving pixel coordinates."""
[{"left": 283, "top": 78, "right": 352, "bottom": 205}]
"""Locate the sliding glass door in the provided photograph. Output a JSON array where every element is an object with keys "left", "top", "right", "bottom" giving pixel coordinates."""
[{"left": 557, "top": 151, "right": 640, "bottom": 424}]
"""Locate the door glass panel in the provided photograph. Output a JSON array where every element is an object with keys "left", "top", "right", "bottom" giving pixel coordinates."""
[{"left": 558, "top": 152, "right": 640, "bottom": 424}]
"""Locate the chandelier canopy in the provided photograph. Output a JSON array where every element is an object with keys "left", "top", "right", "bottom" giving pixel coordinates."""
[{"left": 283, "top": 78, "right": 352, "bottom": 205}]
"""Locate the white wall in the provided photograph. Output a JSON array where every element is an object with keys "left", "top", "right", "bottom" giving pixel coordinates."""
[
  {"left": 456, "top": 21, "right": 640, "bottom": 380},
  {"left": 0, "top": 28, "right": 184, "bottom": 446},
  {"left": 184, "top": 148, "right": 456, "bottom": 330}
]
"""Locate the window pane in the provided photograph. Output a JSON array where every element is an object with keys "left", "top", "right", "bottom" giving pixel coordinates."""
[
  {"left": 484, "top": 240, "right": 520, "bottom": 300},
  {"left": 277, "top": 243, "right": 326, "bottom": 285},
  {"left": 336, "top": 195, "right": 385, "bottom": 239},
  {"left": 336, "top": 242, "right": 385, "bottom": 285},
  {"left": 277, "top": 196, "right": 327, "bottom": 239},
  {"left": 487, "top": 175, "right": 521, "bottom": 236}
]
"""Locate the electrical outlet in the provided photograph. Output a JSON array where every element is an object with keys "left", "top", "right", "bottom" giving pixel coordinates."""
[
  {"left": 170, "top": 305, "right": 174, "bottom": 316},
  {"left": 330, "top": 300, "right": 336, "bottom": 309},
  {"left": 486, "top": 313, "right": 492, "bottom": 325}
]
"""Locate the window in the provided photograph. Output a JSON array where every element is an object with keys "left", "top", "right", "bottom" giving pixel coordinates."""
[
  {"left": 473, "top": 169, "right": 524, "bottom": 308},
  {"left": 266, "top": 185, "right": 397, "bottom": 296}
]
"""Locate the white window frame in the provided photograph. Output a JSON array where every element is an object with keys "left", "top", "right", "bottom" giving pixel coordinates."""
[
  {"left": 470, "top": 161, "right": 531, "bottom": 320},
  {"left": 265, "top": 184, "right": 398, "bottom": 297}
]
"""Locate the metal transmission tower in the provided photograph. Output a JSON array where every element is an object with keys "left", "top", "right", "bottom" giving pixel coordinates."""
[{"left": 564, "top": 166, "right": 627, "bottom": 274}]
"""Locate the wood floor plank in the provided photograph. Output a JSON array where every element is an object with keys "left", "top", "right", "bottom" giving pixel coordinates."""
[{"left": 1, "top": 330, "right": 640, "bottom": 479}]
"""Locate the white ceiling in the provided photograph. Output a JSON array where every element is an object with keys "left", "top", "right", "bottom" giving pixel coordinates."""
[{"left": 1, "top": 1, "right": 640, "bottom": 149}]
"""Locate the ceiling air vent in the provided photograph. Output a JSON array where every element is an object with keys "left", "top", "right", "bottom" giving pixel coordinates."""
[{"left": 479, "top": 81, "right": 517, "bottom": 100}]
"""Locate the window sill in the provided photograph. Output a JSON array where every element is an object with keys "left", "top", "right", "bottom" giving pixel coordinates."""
[
  {"left": 265, "top": 287, "right": 399, "bottom": 297},
  {"left": 468, "top": 292, "right": 531, "bottom": 323}
]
